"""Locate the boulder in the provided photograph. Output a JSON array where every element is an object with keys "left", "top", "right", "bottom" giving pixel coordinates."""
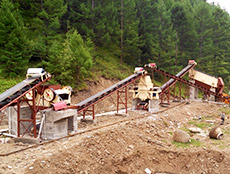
[{"left": 173, "top": 130, "right": 191, "bottom": 143}]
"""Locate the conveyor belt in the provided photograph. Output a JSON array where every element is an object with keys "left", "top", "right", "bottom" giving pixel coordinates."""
[
  {"left": 148, "top": 66, "right": 222, "bottom": 97},
  {"left": 0, "top": 77, "right": 36, "bottom": 103},
  {"left": 76, "top": 72, "right": 144, "bottom": 112},
  {"left": 0, "top": 75, "right": 51, "bottom": 112},
  {"left": 159, "top": 63, "right": 196, "bottom": 94}
]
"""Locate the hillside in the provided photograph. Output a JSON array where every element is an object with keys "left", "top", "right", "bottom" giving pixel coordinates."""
[{"left": 1, "top": 0, "right": 230, "bottom": 92}]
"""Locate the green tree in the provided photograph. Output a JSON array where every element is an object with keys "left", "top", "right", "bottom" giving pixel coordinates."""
[
  {"left": 0, "top": 0, "right": 30, "bottom": 77},
  {"left": 171, "top": 2, "right": 196, "bottom": 66},
  {"left": 21, "top": 0, "right": 67, "bottom": 62},
  {"left": 210, "top": 6, "right": 230, "bottom": 83},
  {"left": 136, "top": 0, "right": 159, "bottom": 64},
  {"left": 152, "top": 0, "right": 177, "bottom": 73},
  {"left": 193, "top": 1, "right": 213, "bottom": 72},
  {"left": 93, "top": 0, "right": 120, "bottom": 47},
  {"left": 122, "top": 0, "right": 141, "bottom": 65},
  {"left": 49, "top": 30, "right": 93, "bottom": 88},
  {"left": 67, "top": 0, "right": 94, "bottom": 39}
]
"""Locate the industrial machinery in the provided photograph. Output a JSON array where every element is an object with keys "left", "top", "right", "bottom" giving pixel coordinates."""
[
  {"left": 0, "top": 68, "right": 51, "bottom": 109},
  {"left": 189, "top": 69, "right": 224, "bottom": 96},
  {"left": 130, "top": 67, "right": 161, "bottom": 110},
  {"left": 26, "top": 85, "right": 72, "bottom": 108}
]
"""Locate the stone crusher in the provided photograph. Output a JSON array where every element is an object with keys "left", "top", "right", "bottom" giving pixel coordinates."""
[
  {"left": 0, "top": 68, "right": 77, "bottom": 139},
  {"left": 130, "top": 60, "right": 197, "bottom": 112},
  {"left": 26, "top": 84, "right": 73, "bottom": 110},
  {"left": 129, "top": 67, "right": 161, "bottom": 113}
]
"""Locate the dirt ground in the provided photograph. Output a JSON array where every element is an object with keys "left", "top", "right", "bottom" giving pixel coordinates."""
[{"left": 1, "top": 78, "right": 230, "bottom": 174}]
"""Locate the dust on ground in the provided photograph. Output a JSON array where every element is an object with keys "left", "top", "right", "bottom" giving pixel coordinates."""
[{"left": 1, "top": 78, "right": 230, "bottom": 173}]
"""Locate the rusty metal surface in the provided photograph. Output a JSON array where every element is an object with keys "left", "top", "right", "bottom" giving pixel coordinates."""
[
  {"left": 160, "top": 63, "right": 195, "bottom": 93},
  {"left": 147, "top": 66, "right": 222, "bottom": 98}
]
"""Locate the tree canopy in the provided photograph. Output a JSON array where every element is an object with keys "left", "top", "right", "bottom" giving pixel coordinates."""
[{"left": 1, "top": 0, "right": 230, "bottom": 88}]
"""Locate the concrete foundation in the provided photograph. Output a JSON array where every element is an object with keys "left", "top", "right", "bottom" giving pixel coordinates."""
[
  {"left": 7, "top": 106, "right": 33, "bottom": 136},
  {"left": 189, "top": 80, "right": 198, "bottom": 100},
  {"left": 148, "top": 99, "right": 159, "bottom": 113},
  {"left": 132, "top": 98, "right": 140, "bottom": 110},
  {"left": 209, "top": 88, "right": 216, "bottom": 101},
  {"left": 41, "top": 109, "right": 77, "bottom": 140}
]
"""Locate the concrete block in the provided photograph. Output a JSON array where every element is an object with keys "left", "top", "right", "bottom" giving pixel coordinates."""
[
  {"left": 41, "top": 109, "right": 78, "bottom": 140},
  {"left": 42, "top": 118, "right": 68, "bottom": 140},
  {"left": 7, "top": 106, "right": 33, "bottom": 136},
  {"left": 209, "top": 88, "right": 216, "bottom": 101},
  {"left": 132, "top": 98, "right": 140, "bottom": 110},
  {"left": 148, "top": 99, "right": 159, "bottom": 113},
  {"left": 189, "top": 80, "right": 198, "bottom": 100}
]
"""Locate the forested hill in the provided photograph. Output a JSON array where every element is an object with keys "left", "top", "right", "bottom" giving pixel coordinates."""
[{"left": 0, "top": 0, "right": 230, "bottom": 90}]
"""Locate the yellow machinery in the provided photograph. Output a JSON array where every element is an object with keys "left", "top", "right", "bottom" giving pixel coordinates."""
[
  {"left": 130, "top": 67, "right": 161, "bottom": 111},
  {"left": 26, "top": 85, "right": 72, "bottom": 108},
  {"left": 130, "top": 75, "right": 161, "bottom": 101}
]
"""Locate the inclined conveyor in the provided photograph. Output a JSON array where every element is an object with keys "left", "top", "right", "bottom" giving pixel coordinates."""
[
  {"left": 76, "top": 72, "right": 144, "bottom": 112},
  {"left": 159, "top": 62, "right": 197, "bottom": 95},
  {"left": 146, "top": 61, "right": 223, "bottom": 98},
  {"left": 0, "top": 75, "right": 51, "bottom": 112}
]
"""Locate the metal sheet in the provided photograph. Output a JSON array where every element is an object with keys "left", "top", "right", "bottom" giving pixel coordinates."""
[{"left": 0, "top": 77, "right": 36, "bottom": 103}]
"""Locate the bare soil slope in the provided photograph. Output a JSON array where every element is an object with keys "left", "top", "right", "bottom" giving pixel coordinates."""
[{"left": 1, "top": 77, "right": 230, "bottom": 174}]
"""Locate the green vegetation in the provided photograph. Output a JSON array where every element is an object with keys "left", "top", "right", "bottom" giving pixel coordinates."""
[
  {"left": 188, "top": 120, "right": 213, "bottom": 129},
  {"left": 219, "top": 107, "right": 230, "bottom": 115},
  {"left": 172, "top": 139, "right": 202, "bottom": 148},
  {"left": 0, "top": 77, "right": 24, "bottom": 93},
  {"left": 1, "top": 0, "right": 230, "bottom": 91}
]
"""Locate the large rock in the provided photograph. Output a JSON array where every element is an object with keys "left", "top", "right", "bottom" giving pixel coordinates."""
[{"left": 173, "top": 130, "right": 191, "bottom": 143}]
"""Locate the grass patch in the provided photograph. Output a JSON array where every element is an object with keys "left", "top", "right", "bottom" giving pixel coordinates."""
[
  {"left": 218, "top": 107, "right": 230, "bottom": 115},
  {"left": 93, "top": 47, "right": 133, "bottom": 80},
  {"left": 188, "top": 120, "right": 212, "bottom": 129},
  {"left": 222, "top": 127, "right": 230, "bottom": 135},
  {"left": 0, "top": 76, "right": 24, "bottom": 93},
  {"left": 172, "top": 139, "right": 202, "bottom": 148}
]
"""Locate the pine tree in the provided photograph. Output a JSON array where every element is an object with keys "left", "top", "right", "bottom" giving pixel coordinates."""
[
  {"left": 93, "top": 0, "right": 120, "bottom": 47},
  {"left": 67, "top": 0, "right": 94, "bottom": 39},
  {"left": 19, "top": 0, "right": 67, "bottom": 62},
  {"left": 210, "top": 6, "right": 230, "bottom": 83},
  {"left": 171, "top": 1, "right": 196, "bottom": 66},
  {"left": 122, "top": 0, "right": 141, "bottom": 65},
  {"left": 0, "top": 0, "right": 30, "bottom": 77},
  {"left": 49, "top": 30, "right": 93, "bottom": 88},
  {"left": 136, "top": 0, "right": 159, "bottom": 64},
  {"left": 152, "top": 0, "right": 177, "bottom": 73},
  {"left": 193, "top": 1, "right": 213, "bottom": 72}
]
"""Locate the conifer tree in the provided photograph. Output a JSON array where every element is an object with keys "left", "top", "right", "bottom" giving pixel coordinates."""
[
  {"left": 0, "top": 0, "right": 30, "bottom": 77},
  {"left": 193, "top": 1, "right": 213, "bottom": 72},
  {"left": 136, "top": 0, "right": 159, "bottom": 64},
  {"left": 122, "top": 0, "right": 141, "bottom": 65},
  {"left": 20, "top": 0, "right": 67, "bottom": 62},
  {"left": 153, "top": 0, "right": 177, "bottom": 73},
  {"left": 210, "top": 6, "right": 230, "bottom": 82},
  {"left": 49, "top": 30, "right": 93, "bottom": 88}
]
